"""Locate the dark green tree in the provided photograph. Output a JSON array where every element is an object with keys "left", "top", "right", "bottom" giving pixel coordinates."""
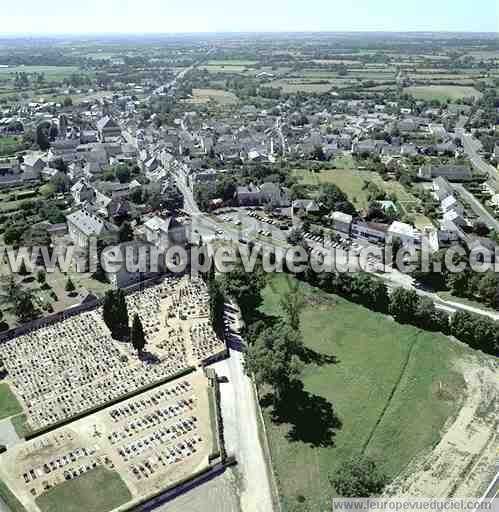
[
  {"left": 330, "top": 457, "right": 387, "bottom": 497},
  {"left": 65, "top": 277, "right": 76, "bottom": 293},
  {"left": 102, "top": 289, "right": 129, "bottom": 340},
  {"left": 119, "top": 222, "right": 134, "bottom": 243},
  {"left": 244, "top": 323, "right": 304, "bottom": 403},
  {"left": 130, "top": 313, "right": 146, "bottom": 355}
]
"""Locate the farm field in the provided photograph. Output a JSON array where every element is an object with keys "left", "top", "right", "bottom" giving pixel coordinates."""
[
  {"left": 270, "top": 80, "right": 334, "bottom": 94},
  {"left": 404, "top": 85, "right": 482, "bottom": 102},
  {"left": 259, "top": 275, "right": 469, "bottom": 511}
]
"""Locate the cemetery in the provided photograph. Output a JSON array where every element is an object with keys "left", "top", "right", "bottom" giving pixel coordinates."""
[
  {"left": 0, "top": 276, "right": 227, "bottom": 434},
  {"left": 0, "top": 370, "right": 218, "bottom": 512}
]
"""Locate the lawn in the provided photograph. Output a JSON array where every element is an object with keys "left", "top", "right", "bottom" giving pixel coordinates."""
[
  {"left": 259, "top": 275, "right": 465, "bottom": 511},
  {"left": 0, "top": 136, "right": 23, "bottom": 157},
  {"left": 293, "top": 163, "right": 425, "bottom": 216},
  {"left": 0, "top": 383, "right": 22, "bottom": 421},
  {"left": 404, "top": 85, "right": 482, "bottom": 102},
  {"left": 35, "top": 467, "right": 132, "bottom": 512}
]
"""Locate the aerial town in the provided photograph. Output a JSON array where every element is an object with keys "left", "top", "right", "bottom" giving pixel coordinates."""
[{"left": 0, "top": 19, "right": 497, "bottom": 512}]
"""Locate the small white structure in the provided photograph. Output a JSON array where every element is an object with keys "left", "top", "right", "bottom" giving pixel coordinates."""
[{"left": 387, "top": 221, "right": 422, "bottom": 246}]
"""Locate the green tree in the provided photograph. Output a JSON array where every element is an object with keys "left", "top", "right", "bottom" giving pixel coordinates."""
[
  {"left": 35, "top": 121, "right": 51, "bottom": 151},
  {"left": 130, "top": 313, "right": 146, "bottom": 355},
  {"left": 330, "top": 457, "right": 387, "bottom": 497},
  {"left": 244, "top": 323, "right": 304, "bottom": 403},
  {"left": 388, "top": 287, "right": 419, "bottom": 324},
  {"left": 14, "top": 290, "right": 38, "bottom": 323},
  {"left": 65, "top": 277, "right": 76, "bottom": 293},
  {"left": 280, "top": 282, "right": 304, "bottom": 331},
  {"left": 18, "top": 260, "right": 29, "bottom": 276},
  {"left": 119, "top": 222, "right": 133, "bottom": 243},
  {"left": 102, "top": 289, "right": 129, "bottom": 340},
  {"left": 36, "top": 270, "right": 46, "bottom": 284},
  {"left": 208, "top": 278, "right": 225, "bottom": 339}
]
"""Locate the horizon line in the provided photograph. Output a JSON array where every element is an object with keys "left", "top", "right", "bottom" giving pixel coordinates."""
[{"left": 0, "top": 30, "right": 497, "bottom": 37}]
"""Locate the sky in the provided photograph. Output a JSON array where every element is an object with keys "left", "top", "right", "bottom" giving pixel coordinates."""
[{"left": 2, "top": 0, "right": 498, "bottom": 34}]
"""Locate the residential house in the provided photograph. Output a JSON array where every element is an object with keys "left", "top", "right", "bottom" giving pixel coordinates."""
[
  {"left": 96, "top": 116, "right": 121, "bottom": 142},
  {"left": 144, "top": 216, "right": 187, "bottom": 252},
  {"left": 71, "top": 179, "right": 96, "bottom": 205},
  {"left": 418, "top": 164, "right": 472, "bottom": 182}
]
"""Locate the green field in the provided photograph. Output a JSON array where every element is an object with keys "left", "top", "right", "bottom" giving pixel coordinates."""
[
  {"left": 404, "top": 85, "right": 482, "bottom": 102},
  {"left": 0, "top": 383, "right": 22, "bottom": 421},
  {"left": 0, "top": 65, "right": 78, "bottom": 80},
  {"left": 0, "top": 136, "right": 23, "bottom": 157},
  {"left": 35, "top": 467, "right": 132, "bottom": 512},
  {"left": 260, "top": 275, "right": 466, "bottom": 511},
  {"left": 187, "top": 88, "right": 239, "bottom": 105}
]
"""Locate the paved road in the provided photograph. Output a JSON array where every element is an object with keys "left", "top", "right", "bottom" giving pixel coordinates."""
[
  {"left": 452, "top": 183, "right": 499, "bottom": 232},
  {"left": 174, "top": 162, "right": 499, "bottom": 323},
  {"left": 212, "top": 308, "right": 275, "bottom": 512}
]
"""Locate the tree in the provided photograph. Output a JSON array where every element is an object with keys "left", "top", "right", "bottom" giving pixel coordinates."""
[
  {"left": 36, "top": 270, "right": 46, "bottom": 284},
  {"left": 63, "top": 96, "right": 73, "bottom": 107},
  {"left": 102, "top": 290, "right": 129, "bottom": 340},
  {"left": 14, "top": 290, "right": 38, "bottom": 323},
  {"left": 287, "top": 227, "right": 307, "bottom": 246},
  {"left": 114, "top": 164, "right": 131, "bottom": 184},
  {"left": 130, "top": 313, "right": 146, "bottom": 355},
  {"left": 330, "top": 457, "right": 387, "bottom": 497},
  {"left": 65, "top": 277, "right": 76, "bottom": 293},
  {"left": 208, "top": 278, "right": 225, "bottom": 339},
  {"left": 119, "top": 222, "right": 133, "bottom": 243},
  {"left": 244, "top": 323, "right": 304, "bottom": 403},
  {"left": 388, "top": 287, "right": 419, "bottom": 324},
  {"left": 18, "top": 260, "right": 29, "bottom": 276},
  {"left": 280, "top": 282, "right": 304, "bottom": 331},
  {"left": 35, "top": 122, "right": 51, "bottom": 150}
]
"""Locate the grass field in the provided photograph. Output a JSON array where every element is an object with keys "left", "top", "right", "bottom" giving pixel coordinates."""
[
  {"left": 187, "top": 88, "right": 239, "bottom": 105},
  {"left": 0, "top": 136, "right": 23, "bottom": 157},
  {"left": 0, "top": 65, "right": 78, "bottom": 81},
  {"left": 0, "top": 383, "right": 22, "bottom": 421},
  {"left": 35, "top": 467, "right": 132, "bottom": 512},
  {"left": 259, "top": 275, "right": 465, "bottom": 511},
  {"left": 269, "top": 79, "right": 334, "bottom": 94},
  {"left": 404, "top": 85, "right": 482, "bottom": 102}
]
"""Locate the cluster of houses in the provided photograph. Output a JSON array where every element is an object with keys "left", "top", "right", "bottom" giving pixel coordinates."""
[{"left": 1, "top": 85, "right": 495, "bottom": 287}]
